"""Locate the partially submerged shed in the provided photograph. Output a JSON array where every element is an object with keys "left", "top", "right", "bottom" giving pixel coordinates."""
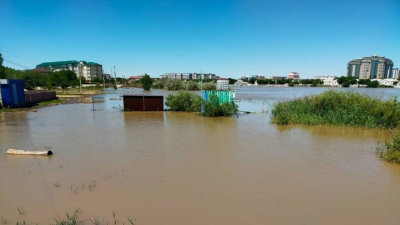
[
  {"left": 0, "top": 79, "right": 26, "bottom": 108},
  {"left": 123, "top": 94, "right": 164, "bottom": 111}
]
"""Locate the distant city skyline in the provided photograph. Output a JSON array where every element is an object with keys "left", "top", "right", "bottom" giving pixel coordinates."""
[{"left": 0, "top": 0, "right": 399, "bottom": 79}]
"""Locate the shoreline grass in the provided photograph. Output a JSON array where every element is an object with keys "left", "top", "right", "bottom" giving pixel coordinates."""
[
  {"left": 377, "top": 131, "right": 400, "bottom": 163},
  {"left": 271, "top": 90, "right": 400, "bottom": 129}
]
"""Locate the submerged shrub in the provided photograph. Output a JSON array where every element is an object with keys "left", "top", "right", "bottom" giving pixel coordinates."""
[
  {"left": 165, "top": 91, "right": 204, "bottom": 112},
  {"left": 166, "top": 91, "right": 237, "bottom": 117},
  {"left": 203, "top": 94, "right": 237, "bottom": 117},
  {"left": 377, "top": 131, "right": 400, "bottom": 164},
  {"left": 201, "top": 82, "right": 216, "bottom": 90},
  {"left": 271, "top": 90, "right": 400, "bottom": 128}
]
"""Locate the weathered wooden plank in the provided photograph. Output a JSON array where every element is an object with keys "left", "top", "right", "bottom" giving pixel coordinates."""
[{"left": 6, "top": 149, "right": 53, "bottom": 156}]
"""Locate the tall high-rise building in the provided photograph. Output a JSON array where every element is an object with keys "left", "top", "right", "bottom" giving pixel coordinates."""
[{"left": 347, "top": 55, "right": 393, "bottom": 79}]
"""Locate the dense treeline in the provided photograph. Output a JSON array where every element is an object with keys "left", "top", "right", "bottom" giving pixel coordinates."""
[
  {"left": 152, "top": 77, "right": 216, "bottom": 91},
  {"left": 4, "top": 67, "right": 78, "bottom": 90},
  {"left": 2, "top": 67, "right": 121, "bottom": 90},
  {"left": 335, "top": 76, "right": 394, "bottom": 88}
]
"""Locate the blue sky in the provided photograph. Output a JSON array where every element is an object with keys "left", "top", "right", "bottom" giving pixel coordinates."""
[{"left": 0, "top": 0, "right": 399, "bottom": 79}]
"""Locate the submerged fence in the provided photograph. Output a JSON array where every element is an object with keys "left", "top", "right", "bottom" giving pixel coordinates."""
[{"left": 201, "top": 90, "right": 235, "bottom": 104}]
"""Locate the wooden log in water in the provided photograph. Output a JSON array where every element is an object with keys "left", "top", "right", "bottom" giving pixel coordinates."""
[{"left": 6, "top": 149, "right": 53, "bottom": 156}]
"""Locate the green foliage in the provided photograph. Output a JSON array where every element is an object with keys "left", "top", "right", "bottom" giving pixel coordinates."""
[
  {"left": 165, "top": 91, "right": 237, "bottom": 116},
  {"left": 300, "top": 79, "right": 322, "bottom": 86},
  {"left": 22, "top": 71, "right": 50, "bottom": 90},
  {"left": 377, "top": 131, "right": 400, "bottom": 164},
  {"left": 203, "top": 94, "right": 238, "bottom": 117},
  {"left": 51, "top": 70, "right": 78, "bottom": 89},
  {"left": 228, "top": 78, "right": 237, "bottom": 85},
  {"left": 165, "top": 91, "right": 204, "bottom": 112},
  {"left": 201, "top": 82, "right": 216, "bottom": 90},
  {"left": 342, "top": 81, "right": 350, "bottom": 87},
  {"left": 248, "top": 77, "right": 257, "bottom": 84},
  {"left": 0, "top": 52, "right": 5, "bottom": 79},
  {"left": 367, "top": 80, "right": 379, "bottom": 88},
  {"left": 152, "top": 78, "right": 216, "bottom": 91},
  {"left": 336, "top": 76, "right": 357, "bottom": 87},
  {"left": 185, "top": 80, "right": 199, "bottom": 90},
  {"left": 272, "top": 90, "right": 400, "bottom": 128},
  {"left": 139, "top": 73, "right": 153, "bottom": 91},
  {"left": 93, "top": 77, "right": 101, "bottom": 83}
]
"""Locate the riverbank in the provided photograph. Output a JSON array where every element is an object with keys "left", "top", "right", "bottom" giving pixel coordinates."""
[{"left": 0, "top": 94, "right": 99, "bottom": 113}]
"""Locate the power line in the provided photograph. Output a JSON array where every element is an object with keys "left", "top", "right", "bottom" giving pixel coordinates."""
[
  {"left": 0, "top": 47, "right": 39, "bottom": 66},
  {"left": 0, "top": 44, "right": 43, "bottom": 64},
  {"left": 3, "top": 58, "right": 31, "bottom": 70}
]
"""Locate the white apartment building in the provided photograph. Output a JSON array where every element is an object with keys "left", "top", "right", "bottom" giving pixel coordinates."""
[{"left": 315, "top": 75, "right": 339, "bottom": 86}]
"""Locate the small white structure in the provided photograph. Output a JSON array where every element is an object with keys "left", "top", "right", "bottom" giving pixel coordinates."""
[
  {"left": 315, "top": 75, "right": 339, "bottom": 86},
  {"left": 216, "top": 80, "right": 229, "bottom": 90},
  {"left": 234, "top": 79, "right": 244, "bottom": 86},
  {"left": 372, "top": 78, "right": 398, "bottom": 86}
]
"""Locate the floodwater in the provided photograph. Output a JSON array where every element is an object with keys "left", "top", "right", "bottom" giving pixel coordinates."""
[{"left": 1, "top": 87, "right": 400, "bottom": 225}]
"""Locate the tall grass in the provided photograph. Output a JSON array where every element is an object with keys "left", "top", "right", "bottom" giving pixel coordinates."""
[
  {"left": 377, "top": 131, "right": 400, "bottom": 163},
  {"left": 271, "top": 90, "right": 400, "bottom": 128}
]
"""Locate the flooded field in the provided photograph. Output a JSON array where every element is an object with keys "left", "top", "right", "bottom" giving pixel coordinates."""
[{"left": 1, "top": 87, "right": 400, "bottom": 225}]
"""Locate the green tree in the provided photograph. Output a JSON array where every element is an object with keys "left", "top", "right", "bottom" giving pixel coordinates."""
[
  {"left": 342, "top": 81, "right": 350, "bottom": 87},
  {"left": 0, "top": 52, "right": 5, "bottom": 79},
  {"left": 228, "top": 78, "right": 237, "bottom": 85},
  {"left": 23, "top": 71, "right": 49, "bottom": 90},
  {"left": 93, "top": 77, "right": 100, "bottom": 83},
  {"left": 51, "top": 70, "right": 78, "bottom": 89},
  {"left": 248, "top": 77, "right": 257, "bottom": 84},
  {"left": 367, "top": 80, "right": 379, "bottom": 88},
  {"left": 139, "top": 73, "right": 153, "bottom": 91}
]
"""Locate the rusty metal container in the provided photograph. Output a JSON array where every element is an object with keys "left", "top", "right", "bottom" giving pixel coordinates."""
[
  {"left": 123, "top": 95, "right": 164, "bottom": 111},
  {"left": 25, "top": 91, "right": 57, "bottom": 105}
]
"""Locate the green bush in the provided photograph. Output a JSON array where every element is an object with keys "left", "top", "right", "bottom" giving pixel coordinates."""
[
  {"left": 166, "top": 91, "right": 237, "bottom": 117},
  {"left": 271, "top": 90, "right": 400, "bottom": 128},
  {"left": 203, "top": 94, "right": 237, "bottom": 117},
  {"left": 184, "top": 80, "right": 199, "bottom": 90},
  {"left": 377, "top": 131, "right": 400, "bottom": 164},
  {"left": 165, "top": 91, "right": 204, "bottom": 112}
]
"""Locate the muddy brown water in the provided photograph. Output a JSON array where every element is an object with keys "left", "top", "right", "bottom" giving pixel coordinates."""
[{"left": 1, "top": 87, "right": 400, "bottom": 225}]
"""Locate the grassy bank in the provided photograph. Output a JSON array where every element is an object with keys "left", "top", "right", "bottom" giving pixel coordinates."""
[
  {"left": 271, "top": 90, "right": 400, "bottom": 128},
  {"left": 377, "top": 131, "right": 400, "bottom": 163}
]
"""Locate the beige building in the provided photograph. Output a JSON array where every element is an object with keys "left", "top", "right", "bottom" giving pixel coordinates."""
[{"left": 347, "top": 55, "right": 393, "bottom": 79}]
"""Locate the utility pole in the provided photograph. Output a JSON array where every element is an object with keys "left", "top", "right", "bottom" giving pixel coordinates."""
[
  {"left": 79, "top": 62, "right": 83, "bottom": 93},
  {"left": 201, "top": 70, "right": 203, "bottom": 91},
  {"left": 114, "top": 66, "right": 116, "bottom": 85}
]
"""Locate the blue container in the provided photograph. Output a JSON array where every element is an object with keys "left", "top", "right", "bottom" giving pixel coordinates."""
[{"left": 0, "top": 79, "right": 26, "bottom": 108}]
